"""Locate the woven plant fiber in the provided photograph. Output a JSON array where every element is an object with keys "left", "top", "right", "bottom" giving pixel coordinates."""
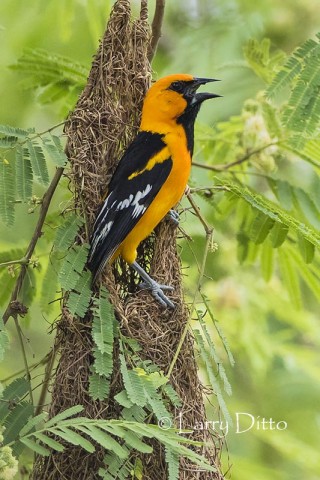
[{"left": 31, "top": 1, "right": 224, "bottom": 479}]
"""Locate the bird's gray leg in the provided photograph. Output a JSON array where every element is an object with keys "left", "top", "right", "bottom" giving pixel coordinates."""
[
  {"left": 165, "top": 184, "right": 190, "bottom": 225},
  {"left": 165, "top": 209, "right": 179, "bottom": 226},
  {"left": 131, "top": 261, "right": 175, "bottom": 309}
]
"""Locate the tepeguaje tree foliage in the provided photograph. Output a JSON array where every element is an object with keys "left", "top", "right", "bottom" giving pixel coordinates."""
[{"left": 1, "top": 3, "right": 320, "bottom": 480}]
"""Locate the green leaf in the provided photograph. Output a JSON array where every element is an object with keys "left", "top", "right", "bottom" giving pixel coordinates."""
[
  {"left": 0, "top": 248, "right": 26, "bottom": 264},
  {"left": 117, "top": 428, "right": 152, "bottom": 454},
  {"left": 45, "top": 405, "right": 84, "bottom": 428},
  {"left": 0, "top": 136, "right": 18, "bottom": 147},
  {"left": 76, "top": 425, "right": 128, "bottom": 459},
  {"left": 40, "top": 256, "right": 60, "bottom": 313},
  {"left": 10, "top": 48, "right": 87, "bottom": 105},
  {"left": 92, "top": 287, "right": 115, "bottom": 354},
  {"left": 114, "top": 390, "right": 133, "bottom": 409},
  {"left": 287, "top": 245, "right": 320, "bottom": 301},
  {"left": 38, "top": 81, "right": 70, "bottom": 104},
  {"left": 166, "top": 448, "right": 180, "bottom": 480},
  {"left": 19, "top": 412, "right": 47, "bottom": 436},
  {"left": 0, "top": 124, "right": 31, "bottom": 138},
  {"left": 92, "top": 348, "right": 113, "bottom": 376},
  {"left": 42, "top": 134, "right": 68, "bottom": 167},
  {"left": 293, "top": 139, "right": 320, "bottom": 168},
  {"left": 52, "top": 426, "right": 94, "bottom": 453},
  {"left": 243, "top": 38, "right": 285, "bottom": 83},
  {"left": 269, "top": 222, "right": 289, "bottom": 247},
  {"left": 143, "top": 378, "right": 171, "bottom": 422},
  {"left": 89, "top": 287, "right": 115, "bottom": 400},
  {"left": 15, "top": 146, "right": 33, "bottom": 201},
  {"left": 293, "top": 187, "right": 320, "bottom": 230},
  {"left": 201, "top": 294, "right": 235, "bottom": 366},
  {"left": 20, "top": 267, "right": 37, "bottom": 308},
  {"left": 0, "top": 271, "right": 16, "bottom": 307},
  {"left": 267, "top": 38, "right": 319, "bottom": 98},
  {"left": 67, "top": 270, "right": 92, "bottom": 317},
  {"left": 224, "top": 183, "right": 320, "bottom": 249},
  {"left": 273, "top": 180, "right": 293, "bottom": 211},
  {"left": 196, "top": 311, "right": 232, "bottom": 396},
  {"left": 121, "top": 405, "right": 146, "bottom": 423},
  {"left": 54, "top": 214, "right": 84, "bottom": 250},
  {"left": 59, "top": 245, "right": 89, "bottom": 290},
  {"left": 236, "top": 232, "right": 250, "bottom": 263},
  {"left": 260, "top": 240, "right": 274, "bottom": 282},
  {"left": 131, "top": 458, "right": 144, "bottom": 480},
  {"left": 21, "top": 437, "right": 50, "bottom": 456},
  {"left": 298, "top": 235, "right": 315, "bottom": 263},
  {"left": 99, "top": 453, "right": 132, "bottom": 480},
  {"left": 0, "top": 320, "right": 9, "bottom": 363},
  {"left": 194, "top": 330, "right": 232, "bottom": 425},
  {"left": 27, "top": 139, "right": 49, "bottom": 185},
  {"left": 35, "top": 432, "right": 65, "bottom": 452},
  {"left": 0, "top": 378, "right": 30, "bottom": 422},
  {"left": 3, "top": 402, "right": 34, "bottom": 445},
  {"left": 250, "top": 212, "right": 275, "bottom": 244},
  {"left": 125, "top": 423, "right": 215, "bottom": 471},
  {"left": 278, "top": 248, "right": 302, "bottom": 310},
  {"left": 119, "top": 355, "right": 146, "bottom": 407},
  {"left": 162, "top": 384, "right": 182, "bottom": 408},
  {"left": 0, "top": 158, "right": 15, "bottom": 225},
  {"left": 88, "top": 374, "right": 110, "bottom": 401}
]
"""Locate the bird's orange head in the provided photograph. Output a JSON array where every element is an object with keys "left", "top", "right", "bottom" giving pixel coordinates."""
[{"left": 140, "top": 73, "right": 220, "bottom": 132}]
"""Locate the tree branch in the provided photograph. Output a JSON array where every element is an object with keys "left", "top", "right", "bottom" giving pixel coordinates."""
[
  {"left": 148, "top": 0, "right": 166, "bottom": 62},
  {"left": 2, "top": 167, "right": 64, "bottom": 325}
]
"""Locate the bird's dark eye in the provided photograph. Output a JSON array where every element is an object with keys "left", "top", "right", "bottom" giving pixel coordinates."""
[{"left": 169, "top": 81, "right": 184, "bottom": 92}]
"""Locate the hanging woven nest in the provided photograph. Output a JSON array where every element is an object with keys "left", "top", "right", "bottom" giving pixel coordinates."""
[{"left": 31, "top": 1, "right": 225, "bottom": 479}]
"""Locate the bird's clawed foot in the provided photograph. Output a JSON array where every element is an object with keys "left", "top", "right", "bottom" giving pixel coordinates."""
[
  {"left": 131, "top": 261, "right": 175, "bottom": 309},
  {"left": 166, "top": 209, "right": 179, "bottom": 226},
  {"left": 139, "top": 280, "right": 175, "bottom": 308}
]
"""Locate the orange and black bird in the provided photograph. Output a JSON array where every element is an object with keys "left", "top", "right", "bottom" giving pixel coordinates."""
[{"left": 88, "top": 74, "right": 221, "bottom": 308}]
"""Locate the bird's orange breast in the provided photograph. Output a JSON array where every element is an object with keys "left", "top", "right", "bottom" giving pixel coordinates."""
[{"left": 118, "top": 125, "right": 191, "bottom": 264}]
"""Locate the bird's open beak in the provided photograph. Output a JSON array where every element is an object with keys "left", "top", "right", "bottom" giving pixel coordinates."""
[
  {"left": 192, "top": 77, "right": 222, "bottom": 103},
  {"left": 193, "top": 77, "right": 220, "bottom": 86}
]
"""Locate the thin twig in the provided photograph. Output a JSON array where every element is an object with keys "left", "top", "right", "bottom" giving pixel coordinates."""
[
  {"left": 35, "top": 347, "right": 56, "bottom": 416},
  {"left": 2, "top": 167, "right": 64, "bottom": 325},
  {"left": 167, "top": 195, "right": 214, "bottom": 377},
  {"left": 1, "top": 352, "right": 53, "bottom": 383},
  {"left": 32, "top": 121, "right": 66, "bottom": 139},
  {"left": 0, "top": 258, "right": 29, "bottom": 268},
  {"left": 14, "top": 315, "right": 34, "bottom": 408},
  {"left": 167, "top": 227, "right": 213, "bottom": 378},
  {"left": 190, "top": 185, "right": 230, "bottom": 193},
  {"left": 186, "top": 190, "right": 212, "bottom": 236},
  {"left": 148, "top": 0, "right": 165, "bottom": 61},
  {"left": 193, "top": 141, "right": 279, "bottom": 172}
]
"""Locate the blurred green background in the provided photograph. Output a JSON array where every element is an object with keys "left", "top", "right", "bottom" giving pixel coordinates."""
[{"left": 0, "top": 0, "right": 319, "bottom": 479}]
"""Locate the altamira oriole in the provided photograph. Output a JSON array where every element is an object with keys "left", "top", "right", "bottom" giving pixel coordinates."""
[{"left": 88, "top": 73, "right": 221, "bottom": 308}]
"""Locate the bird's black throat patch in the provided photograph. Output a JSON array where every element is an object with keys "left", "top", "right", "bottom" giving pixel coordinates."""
[{"left": 177, "top": 103, "right": 201, "bottom": 155}]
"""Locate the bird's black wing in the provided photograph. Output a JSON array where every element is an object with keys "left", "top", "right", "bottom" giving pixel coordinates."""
[{"left": 88, "top": 131, "right": 172, "bottom": 279}]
